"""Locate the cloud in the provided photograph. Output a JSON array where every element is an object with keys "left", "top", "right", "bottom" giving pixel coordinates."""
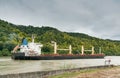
[{"left": 0, "top": 0, "right": 120, "bottom": 40}]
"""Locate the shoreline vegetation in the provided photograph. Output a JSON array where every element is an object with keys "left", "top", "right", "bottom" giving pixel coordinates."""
[
  {"left": 1, "top": 19, "right": 120, "bottom": 56},
  {"left": 49, "top": 65, "right": 120, "bottom": 78}
]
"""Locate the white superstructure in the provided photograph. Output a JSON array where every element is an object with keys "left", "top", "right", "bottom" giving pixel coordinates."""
[
  {"left": 20, "top": 42, "right": 43, "bottom": 56},
  {"left": 13, "top": 36, "right": 43, "bottom": 56}
]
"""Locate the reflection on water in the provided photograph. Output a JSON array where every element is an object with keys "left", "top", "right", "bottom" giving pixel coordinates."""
[{"left": 0, "top": 56, "right": 120, "bottom": 75}]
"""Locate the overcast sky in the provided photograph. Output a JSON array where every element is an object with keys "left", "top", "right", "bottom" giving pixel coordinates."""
[{"left": 0, "top": 0, "right": 120, "bottom": 40}]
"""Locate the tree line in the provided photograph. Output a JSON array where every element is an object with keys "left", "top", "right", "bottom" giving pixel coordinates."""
[{"left": 0, "top": 19, "right": 120, "bottom": 56}]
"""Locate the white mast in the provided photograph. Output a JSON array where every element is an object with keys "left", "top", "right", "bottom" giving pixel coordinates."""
[{"left": 32, "top": 34, "right": 35, "bottom": 43}]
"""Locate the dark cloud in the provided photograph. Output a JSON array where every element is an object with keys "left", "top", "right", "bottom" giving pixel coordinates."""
[{"left": 0, "top": 0, "right": 120, "bottom": 40}]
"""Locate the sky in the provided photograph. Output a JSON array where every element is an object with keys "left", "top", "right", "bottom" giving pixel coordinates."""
[{"left": 0, "top": 0, "right": 120, "bottom": 40}]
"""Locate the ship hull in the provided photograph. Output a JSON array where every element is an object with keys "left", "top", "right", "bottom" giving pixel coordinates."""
[{"left": 11, "top": 53, "right": 105, "bottom": 60}]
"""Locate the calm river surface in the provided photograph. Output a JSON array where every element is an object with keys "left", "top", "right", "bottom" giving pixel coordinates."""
[{"left": 0, "top": 56, "right": 120, "bottom": 75}]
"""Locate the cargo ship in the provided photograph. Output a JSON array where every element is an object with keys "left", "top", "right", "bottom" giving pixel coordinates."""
[{"left": 11, "top": 36, "right": 105, "bottom": 60}]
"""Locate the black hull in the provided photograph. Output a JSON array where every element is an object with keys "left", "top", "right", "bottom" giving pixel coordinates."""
[{"left": 11, "top": 53, "right": 105, "bottom": 60}]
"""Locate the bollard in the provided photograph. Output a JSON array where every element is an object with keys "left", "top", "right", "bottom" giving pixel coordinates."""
[{"left": 105, "top": 59, "right": 111, "bottom": 66}]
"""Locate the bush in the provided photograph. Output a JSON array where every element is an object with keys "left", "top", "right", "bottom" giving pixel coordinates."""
[
  {"left": 0, "top": 49, "right": 11, "bottom": 56},
  {"left": 41, "top": 44, "right": 53, "bottom": 54}
]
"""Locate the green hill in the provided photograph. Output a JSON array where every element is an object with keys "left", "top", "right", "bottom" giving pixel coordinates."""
[{"left": 0, "top": 19, "right": 120, "bottom": 56}]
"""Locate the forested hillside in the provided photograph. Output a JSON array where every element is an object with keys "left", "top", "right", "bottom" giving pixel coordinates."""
[{"left": 0, "top": 19, "right": 120, "bottom": 56}]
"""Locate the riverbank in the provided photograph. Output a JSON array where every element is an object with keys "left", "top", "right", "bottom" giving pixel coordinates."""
[
  {"left": 73, "top": 66, "right": 120, "bottom": 78},
  {"left": 0, "top": 65, "right": 114, "bottom": 78},
  {"left": 49, "top": 65, "right": 120, "bottom": 78}
]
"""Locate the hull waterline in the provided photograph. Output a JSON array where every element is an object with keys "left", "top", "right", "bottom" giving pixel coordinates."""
[{"left": 11, "top": 53, "right": 105, "bottom": 60}]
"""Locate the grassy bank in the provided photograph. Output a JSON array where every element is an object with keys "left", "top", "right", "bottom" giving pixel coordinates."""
[{"left": 49, "top": 66, "right": 119, "bottom": 78}]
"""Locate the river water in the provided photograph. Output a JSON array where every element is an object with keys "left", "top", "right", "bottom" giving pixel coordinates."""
[{"left": 0, "top": 56, "right": 120, "bottom": 75}]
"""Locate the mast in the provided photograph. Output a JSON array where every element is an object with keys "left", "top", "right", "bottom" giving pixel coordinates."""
[{"left": 32, "top": 34, "right": 35, "bottom": 43}]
